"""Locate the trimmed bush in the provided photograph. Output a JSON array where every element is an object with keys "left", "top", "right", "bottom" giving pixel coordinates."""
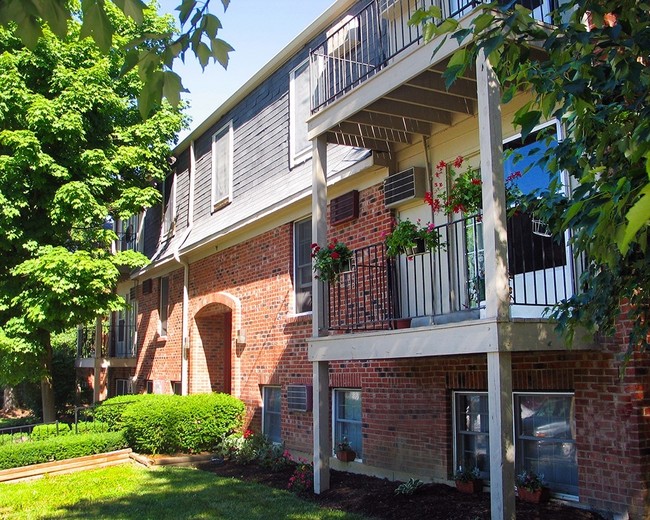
[
  {"left": 0, "top": 431, "right": 127, "bottom": 470},
  {"left": 91, "top": 394, "right": 153, "bottom": 431},
  {"left": 74, "top": 421, "right": 108, "bottom": 434},
  {"left": 122, "top": 393, "right": 244, "bottom": 454},
  {"left": 30, "top": 422, "right": 72, "bottom": 441}
]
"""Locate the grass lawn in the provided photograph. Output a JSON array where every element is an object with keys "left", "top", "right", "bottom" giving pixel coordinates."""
[{"left": 1, "top": 463, "right": 366, "bottom": 520}]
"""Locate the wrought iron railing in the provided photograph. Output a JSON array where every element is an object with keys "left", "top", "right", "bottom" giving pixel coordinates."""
[
  {"left": 310, "top": 0, "right": 555, "bottom": 112},
  {"left": 326, "top": 213, "right": 576, "bottom": 331},
  {"left": 77, "top": 323, "right": 137, "bottom": 359}
]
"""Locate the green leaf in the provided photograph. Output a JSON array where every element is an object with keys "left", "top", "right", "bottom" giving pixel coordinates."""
[
  {"left": 80, "top": 1, "right": 113, "bottom": 53},
  {"left": 211, "top": 38, "right": 233, "bottom": 69},
  {"left": 473, "top": 12, "right": 495, "bottom": 33},
  {"left": 112, "top": 0, "right": 146, "bottom": 24},
  {"left": 618, "top": 184, "right": 650, "bottom": 254},
  {"left": 202, "top": 13, "right": 222, "bottom": 39},
  {"left": 176, "top": 0, "right": 196, "bottom": 26},
  {"left": 162, "top": 71, "right": 186, "bottom": 108},
  {"left": 436, "top": 18, "right": 459, "bottom": 36},
  {"left": 195, "top": 41, "right": 211, "bottom": 69},
  {"left": 138, "top": 70, "right": 164, "bottom": 118},
  {"left": 36, "top": 0, "right": 70, "bottom": 38}
]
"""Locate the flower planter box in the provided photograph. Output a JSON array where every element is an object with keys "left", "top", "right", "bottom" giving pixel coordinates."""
[
  {"left": 455, "top": 479, "right": 483, "bottom": 494},
  {"left": 518, "top": 487, "right": 550, "bottom": 503},
  {"left": 392, "top": 318, "right": 412, "bottom": 329},
  {"left": 405, "top": 238, "right": 426, "bottom": 256},
  {"left": 336, "top": 450, "right": 356, "bottom": 462}
]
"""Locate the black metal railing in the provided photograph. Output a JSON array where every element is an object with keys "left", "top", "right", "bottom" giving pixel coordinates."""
[
  {"left": 310, "top": 0, "right": 554, "bottom": 112},
  {"left": 326, "top": 213, "right": 576, "bottom": 331},
  {"left": 77, "top": 322, "right": 137, "bottom": 359}
]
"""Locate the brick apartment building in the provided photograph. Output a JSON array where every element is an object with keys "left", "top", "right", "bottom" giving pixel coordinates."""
[{"left": 76, "top": 0, "right": 650, "bottom": 518}]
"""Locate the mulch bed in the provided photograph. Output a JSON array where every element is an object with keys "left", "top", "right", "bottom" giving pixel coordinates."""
[{"left": 198, "top": 460, "right": 605, "bottom": 520}]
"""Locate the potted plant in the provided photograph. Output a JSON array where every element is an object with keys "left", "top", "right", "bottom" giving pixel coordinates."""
[
  {"left": 425, "top": 156, "right": 482, "bottom": 216},
  {"left": 385, "top": 219, "right": 443, "bottom": 257},
  {"left": 311, "top": 241, "right": 353, "bottom": 284},
  {"left": 335, "top": 437, "right": 357, "bottom": 462},
  {"left": 516, "top": 469, "right": 550, "bottom": 503},
  {"left": 453, "top": 466, "right": 483, "bottom": 494}
]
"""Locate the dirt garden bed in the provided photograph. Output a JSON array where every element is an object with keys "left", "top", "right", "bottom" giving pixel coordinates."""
[{"left": 198, "top": 460, "right": 605, "bottom": 520}]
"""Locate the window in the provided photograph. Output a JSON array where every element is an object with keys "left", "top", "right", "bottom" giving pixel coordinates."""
[
  {"left": 159, "top": 276, "right": 169, "bottom": 337},
  {"left": 116, "top": 213, "right": 142, "bottom": 252},
  {"left": 333, "top": 389, "right": 362, "bottom": 459},
  {"left": 289, "top": 60, "right": 311, "bottom": 167},
  {"left": 115, "top": 293, "right": 137, "bottom": 357},
  {"left": 172, "top": 381, "right": 182, "bottom": 395},
  {"left": 115, "top": 378, "right": 132, "bottom": 396},
  {"left": 211, "top": 121, "right": 233, "bottom": 210},
  {"left": 162, "top": 174, "right": 176, "bottom": 237},
  {"left": 452, "top": 391, "right": 578, "bottom": 496},
  {"left": 504, "top": 121, "right": 566, "bottom": 276},
  {"left": 262, "top": 386, "right": 282, "bottom": 444},
  {"left": 294, "top": 218, "right": 312, "bottom": 314},
  {"left": 515, "top": 393, "right": 577, "bottom": 496},
  {"left": 453, "top": 393, "right": 490, "bottom": 479}
]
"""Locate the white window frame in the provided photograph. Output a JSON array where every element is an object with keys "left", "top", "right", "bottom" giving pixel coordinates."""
[
  {"left": 289, "top": 60, "right": 312, "bottom": 167},
  {"left": 293, "top": 218, "right": 312, "bottom": 315},
  {"left": 452, "top": 391, "right": 490, "bottom": 479},
  {"left": 332, "top": 388, "right": 362, "bottom": 460},
  {"left": 452, "top": 390, "right": 578, "bottom": 498},
  {"left": 262, "top": 386, "right": 282, "bottom": 444},
  {"left": 159, "top": 276, "right": 169, "bottom": 337},
  {"left": 162, "top": 174, "right": 177, "bottom": 238},
  {"left": 115, "top": 378, "right": 132, "bottom": 396},
  {"left": 211, "top": 121, "right": 233, "bottom": 211}
]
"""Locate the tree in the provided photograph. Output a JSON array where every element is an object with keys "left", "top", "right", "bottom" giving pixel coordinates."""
[
  {"left": 0, "top": 0, "right": 233, "bottom": 117},
  {"left": 413, "top": 0, "right": 650, "bottom": 359},
  {"left": 0, "top": 5, "right": 184, "bottom": 421}
]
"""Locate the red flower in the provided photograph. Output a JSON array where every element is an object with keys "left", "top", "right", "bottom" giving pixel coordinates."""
[
  {"left": 453, "top": 156, "right": 464, "bottom": 168},
  {"left": 436, "top": 160, "right": 447, "bottom": 170},
  {"left": 243, "top": 429, "right": 253, "bottom": 439},
  {"left": 331, "top": 251, "right": 340, "bottom": 260},
  {"left": 471, "top": 178, "right": 481, "bottom": 186}
]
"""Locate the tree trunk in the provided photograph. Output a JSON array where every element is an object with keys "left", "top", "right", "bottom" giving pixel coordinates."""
[
  {"left": 39, "top": 329, "right": 56, "bottom": 423},
  {"left": 2, "top": 387, "right": 17, "bottom": 414}
]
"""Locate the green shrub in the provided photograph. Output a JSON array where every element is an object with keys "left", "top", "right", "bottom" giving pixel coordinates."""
[
  {"left": 0, "top": 432, "right": 30, "bottom": 446},
  {"left": 30, "top": 422, "right": 72, "bottom": 441},
  {"left": 91, "top": 394, "right": 153, "bottom": 431},
  {"left": 122, "top": 393, "right": 244, "bottom": 454},
  {"left": 73, "top": 421, "right": 108, "bottom": 434},
  {"left": 0, "top": 431, "right": 127, "bottom": 470}
]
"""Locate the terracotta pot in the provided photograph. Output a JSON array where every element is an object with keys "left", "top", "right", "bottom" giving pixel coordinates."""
[
  {"left": 336, "top": 450, "right": 356, "bottom": 462},
  {"left": 455, "top": 479, "right": 483, "bottom": 494},
  {"left": 518, "top": 487, "right": 550, "bottom": 503},
  {"left": 392, "top": 318, "right": 412, "bottom": 329}
]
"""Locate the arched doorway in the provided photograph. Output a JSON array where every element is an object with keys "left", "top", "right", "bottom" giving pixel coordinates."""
[{"left": 191, "top": 303, "right": 232, "bottom": 394}]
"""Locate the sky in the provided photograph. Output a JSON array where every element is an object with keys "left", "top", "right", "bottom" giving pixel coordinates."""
[{"left": 164, "top": 0, "right": 335, "bottom": 141}]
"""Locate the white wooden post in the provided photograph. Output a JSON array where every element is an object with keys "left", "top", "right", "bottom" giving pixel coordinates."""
[
  {"left": 476, "top": 50, "right": 510, "bottom": 322},
  {"left": 476, "top": 49, "right": 515, "bottom": 520},
  {"left": 312, "top": 134, "right": 328, "bottom": 338},
  {"left": 311, "top": 134, "right": 330, "bottom": 493},
  {"left": 487, "top": 351, "right": 515, "bottom": 520},
  {"left": 313, "top": 360, "right": 330, "bottom": 493}
]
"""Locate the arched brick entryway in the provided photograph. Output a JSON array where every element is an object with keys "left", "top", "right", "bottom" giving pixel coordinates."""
[{"left": 190, "top": 292, "right": 242, "bottom": 395}]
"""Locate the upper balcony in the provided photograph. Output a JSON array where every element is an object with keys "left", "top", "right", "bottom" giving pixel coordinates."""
[
  {"left": 76, "top": 320, "right": 137, "bottom": 368},
  {"left": 308, "top": 0, "right": 554, "bottom": 147}
]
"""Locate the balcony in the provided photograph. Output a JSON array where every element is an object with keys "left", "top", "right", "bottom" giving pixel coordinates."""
[
  {"left": 323, "top": 213, "right": 577, "bottom": 333},
  {"left": 311, "top": 0, "right": 554, "bottom": 116},
  {"left": 76, "top": 322, "right": 137, "bottom": 368}
]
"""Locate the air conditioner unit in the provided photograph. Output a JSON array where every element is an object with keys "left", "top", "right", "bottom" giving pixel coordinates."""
[
  {"left": 287, "top": 385, "right": 313, "bottom": 412},
  {"left": 383, "top": 167, "right": 426, "bottom": 208}
]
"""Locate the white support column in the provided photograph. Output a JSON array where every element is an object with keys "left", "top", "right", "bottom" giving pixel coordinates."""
[
  {"left": 487, "top": 351, "right": 515, "bottom": 520},
  {"left": 93, "top": 317, "right": 102, "bottom": 403},
  {"left": 313, "top": 360, "right": 330, "bottom": 493},
  {"left": 311, "top": 134, "right": 330, "bottom": 494},
  {"left": 476, "top": 50, "right": 509, "bottom": 322},
  {"left": 312, "top": 135, "right": 328, "bottom": 337}
]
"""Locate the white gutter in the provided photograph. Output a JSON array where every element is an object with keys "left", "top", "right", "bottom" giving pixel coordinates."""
[{"left": 172, "top": 141, "right": 196, "bottom": 396}]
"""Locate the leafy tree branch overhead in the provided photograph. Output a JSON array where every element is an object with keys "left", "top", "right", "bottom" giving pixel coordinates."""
[
  {"left": 0, "top": 0, "right": 233, "bottom": 116},
  {"left": 0, "top": 5, "right": 184, "bottom": 421},
  {"left": 413, "top": 0, "right": 650, "bottom": 359}
]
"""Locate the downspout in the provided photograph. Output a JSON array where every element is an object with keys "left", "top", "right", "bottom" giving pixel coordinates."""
[{"left": 172, "top": 140, "right": 195, "bottom": 396}]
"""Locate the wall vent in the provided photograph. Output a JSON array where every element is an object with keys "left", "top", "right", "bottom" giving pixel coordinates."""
[
  {"left": 331, "top": 190, "right": 359, "bottom": 225},
  {"left": 287, "top": 385, "right": 313, "bottom": 412},
  {"left": 383, "top": 167, "right": 426, "bottom": 208},
  {"left": 142, "top": 279, "right": 153, "bottom": 294}
]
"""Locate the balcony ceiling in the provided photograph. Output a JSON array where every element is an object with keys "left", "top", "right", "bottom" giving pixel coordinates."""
[{"left": 324, "top": 60, "right": 478, "bottom": 153}]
